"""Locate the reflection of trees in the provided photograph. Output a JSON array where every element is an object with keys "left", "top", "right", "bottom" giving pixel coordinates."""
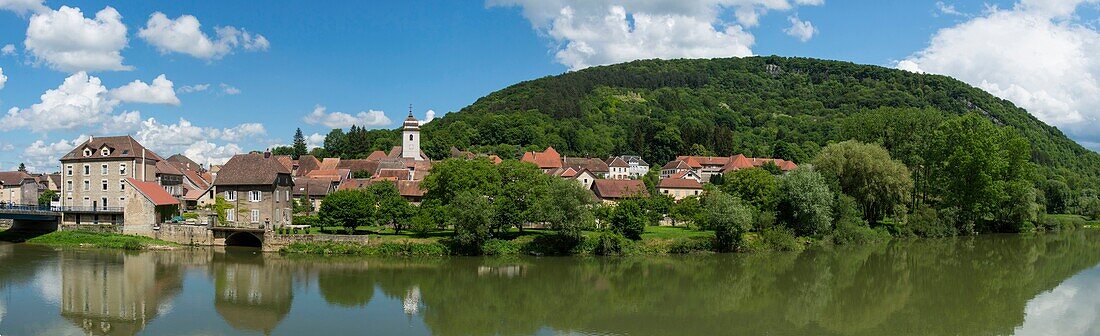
[
  {"left": 59, "top": 250, "right": 183, "bottom": 336},
  {"left": 211, "top": 249, "right": 294, "bottom": 335},
  {"left": 292, "top": 231, "right": 1100, "bottom": 336}
]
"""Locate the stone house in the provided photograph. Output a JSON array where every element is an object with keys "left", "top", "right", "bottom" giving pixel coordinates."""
[
  {"left": 122, "top": 178, "right": 181, "bottom": 236},
  {"left": 657, "top": 178, "right": 704, "bottom": 201},
  {"left": 59, "top": 136, "right": 161, "bottom": 226},
  {"left": 0, "top": 171, "right": 39, "bottom": 205},
  {"left": 212, "top": 152, "right": 294, "bottom": 231},
  {"left": 605, "top": 157, "right": 631, "bottom": 180}
]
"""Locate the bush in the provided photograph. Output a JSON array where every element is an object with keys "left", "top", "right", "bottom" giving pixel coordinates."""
[
  {"left": 523, "top": 234, "right": 584, "bottom": 256},
  {"left": 292, "top": 215, "right": 318, "bottom": 227},
  {"left": 833, "top": 221, "right": 891, "bottom": 245},
  {"left": 701, "top": 191, "right": 754, "bottom": 252},
  {"left": 594, "top": 231, "right": 631, "bottom": 256},
  {"left": 1083, "top": 197, "right": 1100, "bottom": 221},
  {"left": 760, "top": 227, "right": 802, "bottom": 252},
  {"left": 482, "top": 239, "right": 521, "bottom": 256},
  {"left": 1038, "top": 215, "right": 1086, "bottom": 231},
  {"left": 909, "top": 205, "right": 956, "bottom": 238},
  {"left": 182, "top": 213, "right": 199, "bottom": 220},
  {"left": 610, "top": 199, "right": 648, "bottom": 240},
  {"left": 667, "top": 237, "right": 715, "bottom": 254}
]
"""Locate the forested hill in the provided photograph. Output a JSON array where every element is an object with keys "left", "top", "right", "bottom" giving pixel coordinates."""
[{"left": 411, "top": 56, "right": 1099, "bottom": 189}]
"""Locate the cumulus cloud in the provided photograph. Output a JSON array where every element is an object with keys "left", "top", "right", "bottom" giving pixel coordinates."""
[
  {"left": 0, "top": 71, "right": 119, "bottom": 132},
  {"left": 183, "top": 140, "right": 242, "bottom": 166},
  {"left": 219, "top": 83, "right": 240, "bottom": 95},
  {"left": 488, "top": 0, "right": 822, "bottom": 69},
  {"left": 177, "top": 83, "right": 209, "bottom": 93},
  {"left": 936, "top": 1, "right": 966, "bottom": 16},
  {"left": 1, "top": 44, "right": 14, "bottom": 56},
  {"left": 0, "top": 0, "right": 47, "bottom": 16},
  {"left": 0, "top": 67, "right": 6, "bottom": 90},
  {"left": 303, "top": 105, "right": 391, "bottom": 128},
  {"left": 132, "top": 117, "right": 264, "bottom": 165},
  {"left": 421, "top": 109, "right": 436, "bottom": 125},
  {"left": 22, "top": 135, "right": 89, "bottom": 172},
  {"left": 138, "top": 12, "right": 269, "bottom": 60},
  {"left": 784, "top": 16, "right": 817, "bottom": 42},
  {"left": 24, "top": 6, "right": 131, "bottom": 72},
  {"left": 898, "top": 0, "right": 1100, "bottom": 147},
  {"left": 305, "top": 132, "right": 325, "bottom": 149},
  {"left": 108, "top": 74, "right": 180, "bottom": 105}
]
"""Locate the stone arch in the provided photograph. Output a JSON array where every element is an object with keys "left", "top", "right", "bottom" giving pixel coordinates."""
[{"left": 225, "top": 232, "right": 263, "bottom": 248}]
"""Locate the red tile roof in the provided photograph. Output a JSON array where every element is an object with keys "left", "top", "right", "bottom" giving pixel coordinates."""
[
  {"left": 127, "top": 178, "right": 179, "bottom": 206},
  {"left": 658, "top": 178, "right": 703, "bottom": 189},
  {"left": 521, "top": 147, "right": 563, "bottom": 169},
  {"left": 296, "top": 155, "right": 321, "bottom": 177},
  {"left": 366, "top": 151, "right": 388, "bottom": 161},
  {"left": 319, "top": 158, "right": 341, "bottom": 170},
  {"left": 155, "top": 160, "right": 183, "bottom": 176},
  {"left": 591, "top": 179, "right": 648, "bottom": 199}
]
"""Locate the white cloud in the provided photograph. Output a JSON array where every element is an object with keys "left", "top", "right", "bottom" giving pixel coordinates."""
[
  {"left": 183, "top": 140, "right": 242, "bottom": 166},
  {"left": 303, "top": 105, "right": 392, "bottom": 128},
  {"left": 305, "top": 132, "right": 325, "bottom": 150},
  {"left": 784, "top": 16, "right": 817, "bottom": 42},
  {"left": 138, "top": 12, "right": 269, "bottom": 60},
  {"left": 0, "top": 67, "right": 6, "bottom": 90},
  {"left": 488, "top": 0, "right": 822, "bottom": 70},
  {"left": 421, "top": 109, "right": 436, "bottom": 125},
  {"left": 0, "top": 0, "right": 47, "bottom": 16},
  {"left": 22, "top": 135, "right": 89, "bottom": 172},
  {"left": 99, "top": 110, "right": 142, "bottom": 134},
  {"left": 131, "top": 117, "right": 264, "bottom": 165},
  {"left": 899, "top": 0, "right": 1100, "bottom": 145},
  {"left": 108, "top": 74, "right": 180, "bottom": 105},
  {"left": 24, "top": 6, "right": 131, "bottom": 72},
  {"left": 178, "top": 83, "right": 209, "bottom": 93},
  {"left": 1, "top": 44, "right": 14, "bottom": 56},
  {"left": 936, "top": 1, "right": 966, "bottom": 16},
  {"left": 219, "top": 83, "right": 240, "bottom": 95},
  {"left": 0, "top": 71, "right": 119, "bottom": 132}
]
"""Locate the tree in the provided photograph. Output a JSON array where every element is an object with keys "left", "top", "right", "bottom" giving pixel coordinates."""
[
  {"left": 1042, "top": 180, "right": 1070, "bottom": 214},
  {"left": 609, "top": 199, "right": 648, "bottom": 240},
  {"left": 642, "top": 194, "right": 674, "bottom": 225},
  {"left": 688, "top": 143, "right": 714, "bottom": 156},
  {"left": 293, "top": 195, "right": 313, "bottom": 214},
  {"left": 669, "top": 196, "right": 701, "bottom": 226},
  {"left": 353, "top": 170, "right": 372, "bottom": 179},
  {"left": 271, "top": 146, "right": 295, "bottom": 157},
  {"left": 1084, "top": 197, "right": 1100, "bottom": 221},
  {"left": 369, "top": 182, "right": 416, "bottom": 233},
  {"left": 293, "top": 128, "right": 308, "bottom": 159},
  {"left": 761, "top": 161, "right": 783, "bottom": 175},
  {"left": 773, "top": 141, "right": 807, "bottom": 164},
  {"left": 421, "top": 158, "right": 501, "bottom": 205},
  {"left": 494, "top": 160, "right": 552, "bottom": 233},
  {"left": 777, "top": 166, "right": 834, "bottom": 237},
  {"left": 324, "top": 128, "right": 348, "bottom": 158},
  {"left": 813, "top": 141, "right": 913, "bottom": 224},
  {"left": 642, "top": 166, "right": 662, "bottom": 195},
  {"left": 450, "top": 191, "right": 493, "bottom": 253},
  {"left": 38, "top": 189, "right": 58, "bottom": 206},
  {"left": 722, "top": 168, "right": 778, "bottom": 210},
  {"left": 995, "top": 181, "right": 1039, "bottom": 232},
  {"left": 701, "top": 191, "right": 754, "bottom": 252},
  {"left": 533, "top": 178, "right": 597, "bottom": 240},
  {"left": 319, "top": 190, "right": 372, "bottom": 234},
  {"left": 410, "top": 199, "right": 446, "bottom": 237},
  {"left": 17, "top": 163, "right": 26, "bottom": 171},
  {"left": 926, "top": 114, "right": 1032, "bottom": 233}
]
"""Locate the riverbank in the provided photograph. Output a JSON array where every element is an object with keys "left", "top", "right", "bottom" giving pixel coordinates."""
[{"left": 24, "top": 231, "right": 180, "bottom": 250}]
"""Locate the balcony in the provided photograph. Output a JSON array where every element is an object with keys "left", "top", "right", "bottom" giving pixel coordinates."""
[{"left": 59, "top": 206, "right": 125, "bottom": 214}]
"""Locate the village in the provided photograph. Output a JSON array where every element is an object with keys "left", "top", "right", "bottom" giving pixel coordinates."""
[{"left": 0, "top": 111, "right": 796, "bottom": 249}]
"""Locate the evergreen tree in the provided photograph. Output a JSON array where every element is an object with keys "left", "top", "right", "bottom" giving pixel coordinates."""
[{"left": 292, "top": 128, "right": 308, "bottom": 159}]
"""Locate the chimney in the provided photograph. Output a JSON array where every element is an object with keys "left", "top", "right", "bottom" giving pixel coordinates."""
[{"left": 264, "top": 151, "right": 272, "bottom": 159}]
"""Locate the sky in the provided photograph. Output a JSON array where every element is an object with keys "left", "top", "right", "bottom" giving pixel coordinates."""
[{"left": 0, "top": 0, "right": 1098, "bottom": 172}]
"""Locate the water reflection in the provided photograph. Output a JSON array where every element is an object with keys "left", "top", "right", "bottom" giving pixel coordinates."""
[{"left": 1, "top": 231, "right": 1100, "bottom": 335}]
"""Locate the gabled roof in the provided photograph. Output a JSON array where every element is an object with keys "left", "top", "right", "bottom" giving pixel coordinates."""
[
  {"left": 661, "top": 160, "right": 693, "bottom": 170},
  {"left": 273, "top": 155, "right": 295, "bottom": 172},
  {"left": 563, "top": 157, "right": 609, "bottom": 173},
  {"left": 366, "top": 151, "right": 388, "bottom": 161},
  {"left": 183, "top": 188, "right": 208, "bottom": 201},
  {"left": 521, "top": 147, "right": 563, "bottom": 169},
  {"left": 336, "top": 178, "right": 425, "bottom": 198},
  {"left": 61, "top": 135, "right": 162, "bottom": 162},
  {"left": 47, "top": 173, "right": 62, "bottom": 187},
  {"left": 213, "top": 153, "right": 292, "bottom": 186},
  {"left": 337, "top": 159, "right": 379, "bottom": 175},
  {"left": 719, "top": 154, "right": 799, "bottom": 173},
  {"left": 295, "top": 155, "right": 321, "bottom": 177},
  {"left": 0, "top": 171, "right": 35, "bottom": 186},
  {"left": 305, "top": 169, "right": 351, "bottom": 182},
  {"left": 166, "top": 154, "right": 201, "bottom": 170},
  {"left": 127, "top": 178, "right": 179, "bottom": 206},
  {"left": 606, "top": 156, "right": 630, "bottom": 168},
  {"left": 658, "top": 178, "right": 703, "bottom": 189},
  {"left": 293, "top": 178, "right": 335, "bottom": 197},
  {"left": 591, "top": 179, "right": 648, "bottom": 199},
  {"left": 319, "top": 158, "right": 341, "bottom": 170},
  {"left": 377, "top": 169, "right": 411, "bottom": 180},
  {"left": 669, "top": 170, "right": 700, "bottom": 180},
  {"left": 620, "top": 155, "right": 649, "bottom": 166},
  {"left": 155, "top": 160, "right": 183, "bottom": 176}
]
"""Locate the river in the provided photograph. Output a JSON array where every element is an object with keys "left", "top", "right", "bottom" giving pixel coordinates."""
[{"left": 1, "top": 231, "right": 1099, "bottom": 335}]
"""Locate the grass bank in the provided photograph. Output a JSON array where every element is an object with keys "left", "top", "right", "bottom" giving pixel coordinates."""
[{"left": 26, "top": 231, "right": 179, "bottom": 250}]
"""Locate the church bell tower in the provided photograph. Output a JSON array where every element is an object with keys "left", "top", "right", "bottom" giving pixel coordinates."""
[{"left": 402, "top": 105, "right": 422, "bottom": 161}]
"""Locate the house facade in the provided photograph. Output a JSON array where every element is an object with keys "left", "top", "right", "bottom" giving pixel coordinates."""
[
  {"left": 658, "top": 178, "right": 704, "bottom": 201},
  {"left": 212, "top": 152, "right": 295, "bottom": 231},
  {"left": 122, "top": 178, "right": 181, "bottom": 236},
  {"left": 0, "top": 171, "right": 39, "bottom": 205},
  {"left": 59, "top": 136, "right": 161, "bottom": 225}
]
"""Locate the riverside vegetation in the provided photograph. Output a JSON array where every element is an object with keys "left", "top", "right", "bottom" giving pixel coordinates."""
[{"left": 276, "top": 57, "right": 1100, "bottom": 257}]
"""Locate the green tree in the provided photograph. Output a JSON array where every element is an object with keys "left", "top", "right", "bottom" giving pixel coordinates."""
[
  {"left": 670, "top": 196, "right": 701, "bottom": 227},
  {"left": 773, "top": 141, "right": 807, "bottom": 163},
  {"left": 37, "top": 189, "right": 58, "bottom": 206},
  {"left": 1042, "top": 180, "right": 1070, "bottom": 214},
  {"left": 609, "top": 199, "right": 649, "bottom": 240},
  {"left": 642, "top": 166, "right": 662, "bottom": 195},
  {"left": 533, "top": 178, "right": 597, "bottom": 240},
  {"left": 208, "top": 196, "right": 233, "bottom": 224},
  {"left": 17, "top": 163, "right": 26, "bottom": 171},
  {"left": 369, "top": 182, "right": 416, "bottom": 233},
  {"left": 271, "top": 146, "right": 295, "bottom": 157},
  {"left": 449, "top": 191, "right": 493, "bottom": 253},
  {"left": 701, "top": 191, "right": 754, "bottom": 252},
  {"left": 995, "top": 181, "right": 1039, "bottom": 232},
  {"left": 722, "top": 168, "right": 779, "bottom": 210},
  {"left": 493, "top": 160, "right": 552, "bottom": 233},
  {"left": 292, "top": 128, "right": 308, "bottom": 159},
  {"left": 777, "top": 166, "right": 834, "bottom": 237},
  {"left": 293, "top": 195, "right": 313, "bottom": 214},
  {"left": 324, "top": 128, "right": 348, "bottom": 158},
  {"left": 761, "top": 161, "right": 783, "bottom": 175},
  {"left": 642, "top": 194, "right": 674, "bottom": 225},
  {"left": 319, "top": 189, "right": 372, "bottom": 234},
  {"left": 813, "top": 141, "right": 913, "bottom": 224},
  {"left": 422, "top": 158, "right": 501, "bottom": 205},
  {"left": 1084, "top": 197, "right": 1100, "bottom": 220}
]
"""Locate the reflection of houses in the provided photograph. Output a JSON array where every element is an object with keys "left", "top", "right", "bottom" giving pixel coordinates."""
[
  {"left": 212, "top": 252, "right": 293, "bottom": 335},
  {"left": 60, "top": 252, "right": 182, "bottom": 336}
]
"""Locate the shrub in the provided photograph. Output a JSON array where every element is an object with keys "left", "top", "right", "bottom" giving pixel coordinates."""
[
  {"left": 523, "top": 234, "right": 584, "bottom": 256},
  {"left": 668, "top": 237, "right": 714, "bottom": 254},
  {"left": 482, "top": 239, "right": 521, "bottom": 256},
  {"left": 701, "top": 191, "right": 754, "bottom": 252},
  {"left": 760, "top": 227, "right": 802, "bottom": 252},
  {"left": 594, "top": 231, "right": 631, "bottom": 256},
  {"left": 1083, "top": 197, "right": 1100, "bottom": 221},
  {"left": 834, "top": 221, "right": 891, "bottom": 245},
  {"left": 610, "top": 199, "right": 649, "bottom": 240},
  {"left": 909, "top": 205, "right": 956, "bottom": 238},
  {"left": 182, "top": 213, "right": 199, "bottom": 220}
]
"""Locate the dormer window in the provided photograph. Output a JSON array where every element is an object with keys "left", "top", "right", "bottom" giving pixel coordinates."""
[
  {"left": 100, "top": 147, "right": 111, "bottom": 156},
  {"left": 82, "top": 148, "right": 92, "bottom": 157}
]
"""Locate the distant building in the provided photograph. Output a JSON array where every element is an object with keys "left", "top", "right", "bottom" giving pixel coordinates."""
[
  {"left": 661, "top": 154, "right": 798, "bottom": 182},
  {"left": 521, "top": 147, "right": 563, "bottom": 172},
  {"left": 401, "top": 111, "right": 425, "bottom": 161},
  {"left": 591, "top": 179, "right": 648, "bottom": 204},
  {"left": 658, "top": 178, "right": 703, "bottom": 201},
  {"left": 0, "top": 170, "right": 39, "bottom": 205},
  {"left": 59, "top": 135, "right": 161, "bottom": 225}
]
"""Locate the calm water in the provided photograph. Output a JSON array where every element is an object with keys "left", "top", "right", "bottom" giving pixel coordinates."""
[{"left": 2, "top": 232, "right": 1100, "bottom": 336}]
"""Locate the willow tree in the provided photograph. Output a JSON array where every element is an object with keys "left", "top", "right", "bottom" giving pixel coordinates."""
[{"left": 813, "top": 141, "right": 913, "bottom": 225}]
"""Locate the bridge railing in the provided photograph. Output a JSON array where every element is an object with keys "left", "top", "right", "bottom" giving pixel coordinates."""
[{"left": 0, "top": 204, "right": 124, "bottom": 214}]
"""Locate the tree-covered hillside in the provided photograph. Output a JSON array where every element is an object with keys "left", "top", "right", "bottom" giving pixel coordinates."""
[{"left": 319, "top": 56, "right": 1099, "bottom": 191}]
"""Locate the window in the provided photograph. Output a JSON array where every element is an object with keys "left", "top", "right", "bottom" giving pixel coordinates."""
[
  {"left": 120, "top": 197, "right": 126, "bottom": 205},
  {"left": 101, "top": 147, "right": 110, "bottom": 156},
  {"left": 82, "top": 197, "right": 90, "bottom": 207},
  {"left": 83, "top": 148, "right": 92, "bottom": 157},
  {"left": 410, "top": 134, "right": 414, "bottom": 141},
  {"left": 66, "top": 165, "right": 73, "bottom": 176},
  {"left": 101, "top": 164, "right": 108, "bottom": 175},
  {"left": 225, "top": 191, "right": 237, "bottom": 201},
  {"left": 101, "top": 180, "right": 108, "bottom": 191},
  {"left": 83, "top": 165, "right": 90, "bottom": 175},
  {"left": 120, "top": 180, "right": 126, "bottom": 191},
  {"left": 83, "top": 180, "right": 90, "bottom": 191},
  {"left": 249, "top": 191, "right": 261, "bottom": 202},
  {"left": 250, "top": 210, "right": 260, "bottom": 223},
  {"left": 100, "top": 197, "right": 108, "bottom": 208},
  {"left": 119, "top": 164, "right": 126, "bottom": 175},
  {"left": 66, "top": 181, "right": 73, "bottom": 191},
  {"left": 227, "top": 210, "right": 236, "bottom": 222}
]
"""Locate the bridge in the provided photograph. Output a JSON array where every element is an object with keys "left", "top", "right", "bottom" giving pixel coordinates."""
[{"left": 0, "top": 204, "right": 64, "bottom": 241}]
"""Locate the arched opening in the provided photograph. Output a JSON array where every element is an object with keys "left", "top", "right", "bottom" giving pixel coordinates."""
[{"left": 225, "top": 232, "right": 263, "bottom": 248}]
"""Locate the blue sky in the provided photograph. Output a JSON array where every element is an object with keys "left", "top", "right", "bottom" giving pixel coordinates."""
[{"left": 0, "top": 0, "right": 1096, "bottom": 171}]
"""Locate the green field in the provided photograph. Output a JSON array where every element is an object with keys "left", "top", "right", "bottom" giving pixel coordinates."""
[{"left": 25, "top": 231, "right": 179, "bottom": 250}]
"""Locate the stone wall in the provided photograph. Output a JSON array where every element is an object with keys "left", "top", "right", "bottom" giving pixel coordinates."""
[
  {"left": 153, "top": 224, "right": 214, "bottom": 246},
  {"left": 262, "top": 233, "right": 372, "bottom": 251}
]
